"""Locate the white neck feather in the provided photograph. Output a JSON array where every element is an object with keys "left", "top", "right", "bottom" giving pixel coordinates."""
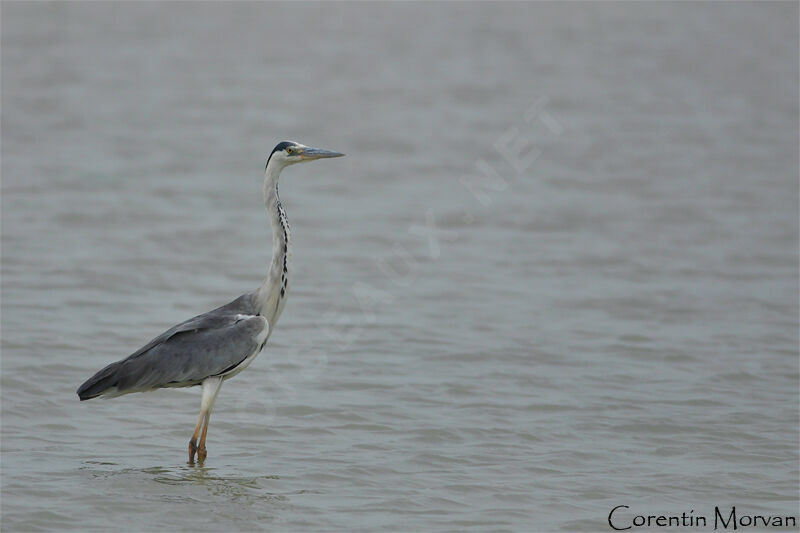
[{"left": 255, "top": 159, "right": 292, "bottom": 326}]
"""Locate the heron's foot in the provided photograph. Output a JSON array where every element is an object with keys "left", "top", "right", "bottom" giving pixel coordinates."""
[
  {"left": 188, "top": 438, "right": 198, "bottom": 463},
  {"left": 197, "top": 446, "right": 207, "bottom": 463}
]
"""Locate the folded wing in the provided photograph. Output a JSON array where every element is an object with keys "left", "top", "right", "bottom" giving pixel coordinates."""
[{"left": 77, "top": 311, "right": 268, "bottom": 400}]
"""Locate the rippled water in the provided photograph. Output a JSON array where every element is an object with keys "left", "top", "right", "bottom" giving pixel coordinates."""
[{"left": 2, "top": 3, "right": 798, "bottom": 532}]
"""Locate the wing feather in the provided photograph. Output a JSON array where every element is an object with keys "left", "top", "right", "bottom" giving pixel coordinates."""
[
  {"left": 116, "top": 314, "right": 269, "bottom": 391},
  {"left": 77, "top": 294, "right": 269, "bottom": 400}
]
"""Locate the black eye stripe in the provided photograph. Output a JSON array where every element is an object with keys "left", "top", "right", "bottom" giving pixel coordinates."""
[{"left": 266, "top": 141, "right": 299, "bottom": 170}]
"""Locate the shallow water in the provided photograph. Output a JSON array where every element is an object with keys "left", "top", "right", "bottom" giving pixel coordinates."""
[{"left": 2, "top": 3, "right": 798, "bottom": 532}]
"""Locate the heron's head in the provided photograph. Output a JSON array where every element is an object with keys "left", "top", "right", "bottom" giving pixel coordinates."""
[{"left": 266, "top": 140, "right": 344, "bottom": 171}]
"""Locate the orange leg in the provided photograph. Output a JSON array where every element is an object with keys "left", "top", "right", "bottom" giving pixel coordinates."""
[
  {"left": 190, "top": 376, "right": 223, "bottom": 464},
  {"left": 197, "top": 411, "right": 211, "bottom": 463},
  {"left": 188, "top": 410, "right": 205, "bottom": 463}
]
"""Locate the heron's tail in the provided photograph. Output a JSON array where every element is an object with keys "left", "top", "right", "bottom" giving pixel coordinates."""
[{"left": 77, "top": 361, "right": 123, "bottom": 401}]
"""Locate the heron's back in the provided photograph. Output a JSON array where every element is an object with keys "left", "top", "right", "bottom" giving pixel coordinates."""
[{"left": 77, "top": 292, "right": 267, "bottom": 400}]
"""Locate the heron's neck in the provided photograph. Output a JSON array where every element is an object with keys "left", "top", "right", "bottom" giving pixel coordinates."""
[{"left": 256, "top": 164, "right": 292, "bottom": 323}]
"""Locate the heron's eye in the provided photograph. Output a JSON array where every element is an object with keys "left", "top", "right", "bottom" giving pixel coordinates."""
[{"left": 286, "top": 147, "right": 294, "bottom": 154}]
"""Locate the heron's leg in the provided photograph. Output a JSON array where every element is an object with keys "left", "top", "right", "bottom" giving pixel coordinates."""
[
  {"left": 195, "top": 376, "right": 223, "bottom": 463},
  {"left": 197, "top": 411, "right": 211, "bottom": 462},
  {"left": 188, "top": 410, "right": 206, "bottom": 463}
]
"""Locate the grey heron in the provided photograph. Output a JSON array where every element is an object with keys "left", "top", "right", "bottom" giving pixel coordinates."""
[{"left": 77, "top": 141, "right": 344, "bottom": 463}]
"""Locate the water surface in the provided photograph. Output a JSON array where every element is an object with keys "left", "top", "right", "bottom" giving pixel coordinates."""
[{"left": 2, "top": 3, "right": 798, "bottom": 531}]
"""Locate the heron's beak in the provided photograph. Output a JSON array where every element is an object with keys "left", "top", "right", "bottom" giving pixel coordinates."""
[{"left": 298, "top": 147, "right": 345, "bottom": 160}]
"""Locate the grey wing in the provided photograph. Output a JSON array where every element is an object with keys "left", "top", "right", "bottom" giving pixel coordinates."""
[{"left": 77, "top": 313, "right": 268, "bottom": 400}]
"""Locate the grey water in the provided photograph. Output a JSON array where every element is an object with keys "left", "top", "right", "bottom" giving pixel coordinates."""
[{"left": 2, "top": 3, "right": 798, "bottom": 532}]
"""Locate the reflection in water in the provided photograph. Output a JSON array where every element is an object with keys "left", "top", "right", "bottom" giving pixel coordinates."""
[{"left": 81, "top": 461, "right": 291, "bottom": 507}]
